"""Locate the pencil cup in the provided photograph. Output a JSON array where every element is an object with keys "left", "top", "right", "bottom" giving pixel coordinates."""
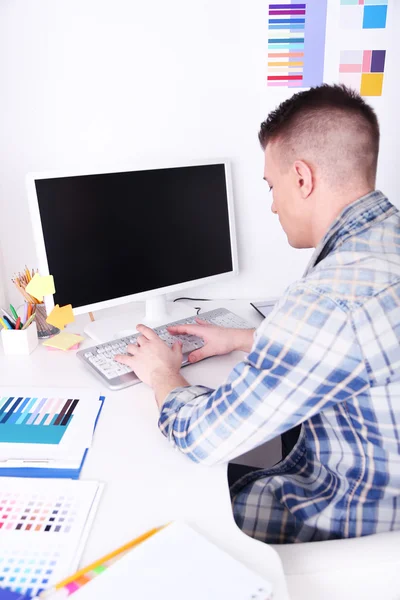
[
  {"left": 1, "top": 322, "right": 38, "bottom": 355},
  {"left": 32, "top": 303, "right": 60, "bottom": 339}
]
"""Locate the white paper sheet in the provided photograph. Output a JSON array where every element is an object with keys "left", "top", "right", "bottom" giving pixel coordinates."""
[{"left": 0, "top": 477, "right": 103, "bottom": 598}]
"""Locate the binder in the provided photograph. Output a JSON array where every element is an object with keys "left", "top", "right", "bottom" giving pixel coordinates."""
[{"left": 0, "top": 395, "right": 105, "bottom": 479}]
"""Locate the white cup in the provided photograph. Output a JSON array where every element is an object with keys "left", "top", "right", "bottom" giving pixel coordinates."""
[{"left": 1, "top": 322, "right": 39, "bottom": 355}]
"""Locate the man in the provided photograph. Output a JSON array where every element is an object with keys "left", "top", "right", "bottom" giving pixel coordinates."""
[{"left": 116, "top": 84, "right": 400, "bottom": 544}]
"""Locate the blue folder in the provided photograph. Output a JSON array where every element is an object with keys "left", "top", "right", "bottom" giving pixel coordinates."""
[{"left": 0, "top": 396, "right": 105, "bottom": 479}]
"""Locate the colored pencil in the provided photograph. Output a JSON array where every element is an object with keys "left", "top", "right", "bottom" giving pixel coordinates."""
[
  {"left": 39, "top": 525, "right": 164, "bottom": 598},
  {"left": 21, "top": 313, "right": 36, "bottom": 330}
]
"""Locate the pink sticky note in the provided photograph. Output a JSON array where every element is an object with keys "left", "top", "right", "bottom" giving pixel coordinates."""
[{"left": 46, "top": 343, "right": 80, "bottom": 351}]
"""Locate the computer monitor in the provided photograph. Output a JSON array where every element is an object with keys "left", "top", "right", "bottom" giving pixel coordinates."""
[{"left": 27, "top": 160, "right": 238, "bottom": 342}]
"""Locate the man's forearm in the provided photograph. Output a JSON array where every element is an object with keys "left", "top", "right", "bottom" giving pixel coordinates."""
[
  {"left": 233, "top": 328, "right": 255, "bottom": 353},
  {"left": 151, "top": 328, "right": 254, "bottom": 410},
  {"left": 152, "top": 371, "right": 189, "bottom": 411}
]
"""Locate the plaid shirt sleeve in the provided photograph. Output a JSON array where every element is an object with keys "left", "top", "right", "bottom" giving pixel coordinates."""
[{"left": 158, "top": 284, "right": 369, "bottom": 465}]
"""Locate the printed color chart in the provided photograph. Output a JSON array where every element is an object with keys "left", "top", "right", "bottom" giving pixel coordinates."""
[
  {"left": 0, "top": 545, "right": 61, "bottom": 597},
  {"left": 340, "top": 0, "right": 388, "bottom": 30},
  {"left": 0, "top": 488, "right": 77, "bottom": 533},
  {"left": 0, "top": 478, "right": 102, "bottom": 598},
  {"left": 0, "top": 396, "right": 80, "bottom": 444},
  {"left": 340, "top": 50, "right": 386, "bottom": 96},
  {"left": 267, "top": 1, "right": 328, "bottom": 88}
]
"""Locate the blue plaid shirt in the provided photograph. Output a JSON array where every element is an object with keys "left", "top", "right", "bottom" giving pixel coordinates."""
[{"left": 159, "top": 191, "right": 400, "bottom": 544}]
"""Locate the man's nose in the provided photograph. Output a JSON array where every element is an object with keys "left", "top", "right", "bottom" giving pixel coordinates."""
[{"left": 271, "top": 201, "right": 278, "bottom": 215}]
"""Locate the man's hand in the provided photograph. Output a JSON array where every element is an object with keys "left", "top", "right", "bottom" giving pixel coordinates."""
[
  {"left": 114, "top": 324, "right": 185, "bottom": 388},
  {"left": 167, "top": 318, "right": 255, "bottom": 362}
]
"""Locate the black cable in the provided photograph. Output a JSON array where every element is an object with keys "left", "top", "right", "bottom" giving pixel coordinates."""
[
  {"left": 173, "top": 296, "right": 213, "bottom": 316},
  {"left": 173, "top": 297, "right": 212, "bottom": 302}
]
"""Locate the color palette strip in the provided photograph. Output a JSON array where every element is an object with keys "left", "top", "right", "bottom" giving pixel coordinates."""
[
  {"left": 339, "top": 50, "right": 386, "bottom": 96},
  {"left": 0, "top": 396, "right": 79, "bottom": 444},
  {"left": 267, "top": 0, "right": 328, "bottom": 88},
  {"left": 340, "top": 0, "right": 388, "bottom": 29}
]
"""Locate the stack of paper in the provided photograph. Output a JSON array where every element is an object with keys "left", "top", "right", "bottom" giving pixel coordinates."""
[
  {"left": 43, "top": 333, "right": 84, "bottom": 351},
  {"left": 0, "top": 387, "right": 104, "bottom": 478},
  {"left": 0, "top": 478, "right": 103, "bottom": 598},
  {"left": 70, "top": 521, "right": 273, "bottom": 600}
]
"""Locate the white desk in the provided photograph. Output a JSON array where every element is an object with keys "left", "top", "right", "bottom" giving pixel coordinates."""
[{"left": 0, "top": 299, "right": 289, "bottom": 600}]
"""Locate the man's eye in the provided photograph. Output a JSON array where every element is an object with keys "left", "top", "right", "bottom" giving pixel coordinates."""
[{"left": 269, "top": 186, "right": 273, "bottom": 192}]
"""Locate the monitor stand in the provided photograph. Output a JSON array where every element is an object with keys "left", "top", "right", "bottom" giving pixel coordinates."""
[{"left": 83, "top": 294, "right": 196, "bottom": 343}]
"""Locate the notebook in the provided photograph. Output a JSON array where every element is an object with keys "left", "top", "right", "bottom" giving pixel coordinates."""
[{"left": 70, "top": 521, "right": 273, "bottom": 600}]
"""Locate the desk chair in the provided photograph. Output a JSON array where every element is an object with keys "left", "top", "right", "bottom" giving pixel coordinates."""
[{"left": 273, "top": 528, "right": 400, "bottom": 600}]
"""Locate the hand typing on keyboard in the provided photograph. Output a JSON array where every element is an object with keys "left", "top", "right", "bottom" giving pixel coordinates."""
[
  {"left": 114, "top": 315, "right": 255, "bottom": 388},
  {"left": 167, "top": 317, "right": 254, "bottom": 363},
  {"left": 115, "top": 324, "right": 185, "bottom": 388},
  {"left": 77, "top": 308, "right": 255, "bottom": 391}
]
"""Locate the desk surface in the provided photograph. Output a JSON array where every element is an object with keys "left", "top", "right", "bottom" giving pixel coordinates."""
[{"left": 0, "top": 299, "right": 289, "bottom": 599}]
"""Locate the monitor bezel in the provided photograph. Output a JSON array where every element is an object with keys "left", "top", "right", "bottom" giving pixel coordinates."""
[{"left": 26, "top": 159, "right": 239, "bottom": 316}]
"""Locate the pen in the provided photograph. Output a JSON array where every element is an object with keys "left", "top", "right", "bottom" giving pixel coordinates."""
[
  {"left": 9, "top": 304, "right": 19, "bottom": 321},
  {"left": 0, "top": 317, "right": 9, "bottom": 330},
  {"left": 1, "top": 307, "right": 16, "bottom": 324},
  {"left": 15, "top": 317, "right": 21, "bottom": 330},
  {"left": 3, "top": 315, "right": 15, "bottom": 329},
  {"left": 23, "top": 302, "right": 28, "bottom": 324}
]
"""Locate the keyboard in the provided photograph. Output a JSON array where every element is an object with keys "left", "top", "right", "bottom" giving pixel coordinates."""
[{"left": 76, "top": 307, "right": 253, "bottom": 390}]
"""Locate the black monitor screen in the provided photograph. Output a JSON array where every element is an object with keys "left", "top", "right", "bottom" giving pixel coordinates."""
[{"left": 34, "top": 164, "right": 233, "bottom": 308}]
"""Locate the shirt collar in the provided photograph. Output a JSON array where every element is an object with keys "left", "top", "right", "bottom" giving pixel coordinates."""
[{"left": 304, "top": 190, "right": 398, "bottom": 275}]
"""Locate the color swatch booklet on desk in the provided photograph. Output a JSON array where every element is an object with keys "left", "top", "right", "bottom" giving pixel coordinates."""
[
  {"left": 0, "top": 388, "right": 104, "bottom": 477},
  {"left": 0, "top": 478, "right": 103, "bottom": 599}
]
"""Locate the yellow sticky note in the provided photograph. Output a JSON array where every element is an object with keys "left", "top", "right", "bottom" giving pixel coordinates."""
[
  {"left": 25, "top": 273, "right": 55, "bottom": 302},
  {"left": 360, "top": 73, "right": 384, "bottom": 97},
  {"left": 42, "top": 332, "right": 84, "bottom": 351},
  {"left": 46, "top": 304, "right": 75, "bottom": 330}
]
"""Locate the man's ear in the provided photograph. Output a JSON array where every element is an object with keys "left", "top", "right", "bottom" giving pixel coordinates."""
[{"left": 293, "top": 160, "right": 314, "bottom": 198}]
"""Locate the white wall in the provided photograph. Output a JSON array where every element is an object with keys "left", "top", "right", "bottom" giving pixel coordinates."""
[
  {"left": 0, "top": 0, "right": 398, "bottom": 308},
  {"left": 0, "top": 248, "right": 5, "bottom": 308}
]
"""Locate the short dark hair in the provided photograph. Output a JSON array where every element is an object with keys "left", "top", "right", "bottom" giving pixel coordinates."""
[{"left": 259, "top": 84, "right": 380, "bottom": 187}]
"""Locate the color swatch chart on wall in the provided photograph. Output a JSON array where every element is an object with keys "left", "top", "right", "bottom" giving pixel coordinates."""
[
  {"left": 267, "top": 0, "right": 328, "bottom": 88},
  {"left": 0, "top": 478, "right": 102, "bottom": 598},
  {"left": 0, "top": 395, "right": 80, "bottom": 444},
  {"left": 340, "top": 0, "right": 388, "bottom": 30},
  {"left": 339, "top": 49, "right": 386, "bottom": 96}
]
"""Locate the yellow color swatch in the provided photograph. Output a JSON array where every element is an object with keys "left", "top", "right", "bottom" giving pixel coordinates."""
[
  {"left": 42, "top": 332, "right": 84, "bottom": 351},
  {"left": 268, "top": 61, "right": 304, "bottom": 67},
  {"left": 46, "top": 304, "right": 75, "bottom": 330},
  {"left": 25, "top": 273, "right": 55, "bottom": 301},
  {"left": 360, "top": 73, "right": 384, "bottom": 97}
]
